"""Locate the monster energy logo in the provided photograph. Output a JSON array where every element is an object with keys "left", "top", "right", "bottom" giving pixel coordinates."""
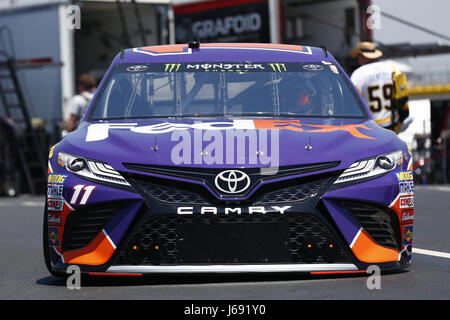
[
  {"left": 268, "top": 63, "right": 286, "bottom": 72},
  {"left": 165, "top": 63, "right": 181, "bottom": 72}
]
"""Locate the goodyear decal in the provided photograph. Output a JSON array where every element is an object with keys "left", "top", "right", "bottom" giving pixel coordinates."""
[
  {"left": 48, "top": 227, "right": 60, "bottom": 247},
  {"left": 47, "top": 174, "right": 67, "bottom": 184}
]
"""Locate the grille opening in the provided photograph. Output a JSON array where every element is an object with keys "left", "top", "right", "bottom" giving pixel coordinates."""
[
  {"left": 113, "top": 213, "right": 352, "bottom": 265},
  {"left": 253, "top": 174, "right": 335, "bottom": 204},
  {"left": 123, "top": 172, "right": 215, "bottom": 205},
  {"left": 123, "top": 170, "right": 338, "bottom": 206},
  {"left": 62, "top": 202, "right": 125, "bottom": 252},
  {"left": 342, "top": 201, "right": 402, "bottom": 250}
]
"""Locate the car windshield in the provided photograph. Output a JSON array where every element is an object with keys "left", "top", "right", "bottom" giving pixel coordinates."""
[{"left": 88, "top": 62, "right": 367, "bottom": 120}]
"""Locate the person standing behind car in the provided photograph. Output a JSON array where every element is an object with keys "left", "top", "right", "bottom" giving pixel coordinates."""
[
  {"left": 350, "top": 42, "right": 410, "bottom": 133},
  {"left": 66, "top": 74, "right": 97, "bottom": 132}
]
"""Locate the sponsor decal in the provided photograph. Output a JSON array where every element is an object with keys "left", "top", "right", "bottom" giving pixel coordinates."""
[
  {"left": 48, "top": 213, "right": 62, "bottom": 226},
  {"left": 214, "top": 170, "right": 251, "bottom": 194},
  {"left": 407, "top": 143, "right": 412, "bottom": 156},
  {"left": 47, "top": 198, "right": 64, "bottom": 212},
  {"left": 48, "top": 145, "right": 55, "bottom": 159},
  {"left": 396, "top": 170, "right": 413, "bottom": 181},
  {"left": 47, "top": 174, "right": 67, "bottom": 184},
  {"left": 177, "top": 205, "right": 291, "bottom": 215},
  {"left": 47, "top": 184, "right": 64, "bottom": 199},
  {"left": 399, "top": 180, "right": 414, "bottom": 195},
  {"left": 403, "top": 225, "right": 413, "bottom": 245},
  {"left": 399, "top": 196, "right": 414, "bottom": 209},
  {"left": 164, "top": 63, "right": 181, "bottom": 72},
  {"left": 302, "top": 64, "right": 324, "bottom": 71},
  {"left": 401, "top": 210, "right": 414, "bottom": 224},
  {"left": 186, "top": 63, "right": 265, "bottom": 72},
  {"left": 268, "top": 63, "right": 286, "bottom": 72},
  {"left": 86, "top": 120, "right": 376, "bottom": 141},
  {"left": 48, "top": 227, "right": 60, "bottom": 247},
  {"left": 126, "top": 65, "right": 148, "bottom": 72}
]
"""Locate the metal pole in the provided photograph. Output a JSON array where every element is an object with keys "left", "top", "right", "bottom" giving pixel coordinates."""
[
  {"left": 131, "top": 0, "right": 147, "bottom": 46},
  {"left": 268, "top": 0, "right": 280, "bottom": 43},
  {"left": 168, "top": 5, "right": 175, "bottom": 44},
  {"left": 116, "top": 0, "right": 132, "bottom": 48}
]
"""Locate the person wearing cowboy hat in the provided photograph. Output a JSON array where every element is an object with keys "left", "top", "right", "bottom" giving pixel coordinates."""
[{"left": 350, "top": 42, "right": 410, "bottom": 134}]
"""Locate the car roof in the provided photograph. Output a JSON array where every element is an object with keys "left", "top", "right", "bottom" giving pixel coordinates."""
[{"left": 115, "top": 43, "right": 334, "bottom": 64}]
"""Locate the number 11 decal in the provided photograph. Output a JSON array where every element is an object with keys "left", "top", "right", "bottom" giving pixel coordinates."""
[{"left": 70, "top": 185, "right": 96, "bottom": 205}]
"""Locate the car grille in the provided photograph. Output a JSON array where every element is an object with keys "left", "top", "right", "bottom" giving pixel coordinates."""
[
  {"left": 128, "top": 179, "right": 209, "bottom": 205},
  {"left": 62, "top": 202, "right": 125, "bottom": 252},
  {"left": 342, "top": 201, "right": 402, "bottom": 250},
  {"left": 125, "top": 173, "right": 335, "bottom": 205},
  {"left": 254, "top": 177, "right": 331, "bottom": 204},
  {"left": 113, "top": 213, "right": 351, "bottom": 265},
  {"left": 123, "top": 162, "right": 339, "bottom": 199}
]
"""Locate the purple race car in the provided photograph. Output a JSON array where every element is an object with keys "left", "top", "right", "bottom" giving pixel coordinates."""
[{"left": 44, "top": 43, "right": 414, "bottom": 277}]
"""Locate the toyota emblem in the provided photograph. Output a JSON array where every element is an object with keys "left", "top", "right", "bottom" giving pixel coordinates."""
[
  {"left": 126, "top": 65, "right": 148, "bottom": 72},
  {"left": 214, "top": 170, "right": 251, "bottom": 194}
]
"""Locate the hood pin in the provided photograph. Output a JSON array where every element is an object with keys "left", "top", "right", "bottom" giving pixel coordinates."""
[{"left": 305, "top": 137, "right": 312, "bottom": 151}]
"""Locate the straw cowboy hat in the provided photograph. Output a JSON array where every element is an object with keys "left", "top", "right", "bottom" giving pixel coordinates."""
[{"left": 350, "top": 42, "right": 383, "bottom": 59}]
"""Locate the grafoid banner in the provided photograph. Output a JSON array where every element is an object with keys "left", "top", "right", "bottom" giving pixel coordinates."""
[{"left": 174, "top": 0, "right": 270, "bottom": 43}]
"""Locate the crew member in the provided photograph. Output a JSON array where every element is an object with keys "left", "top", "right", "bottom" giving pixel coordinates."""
[
  {"left": 66, "top": 74, "right": 97, "bottom": 132},
  {"left": 350, "top": 42, "right": 410, "bottom": 133}
]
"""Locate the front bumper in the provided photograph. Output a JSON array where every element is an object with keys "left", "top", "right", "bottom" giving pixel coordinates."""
[{"left": 45, "top": 157, "right": 414, "bottom": 275}]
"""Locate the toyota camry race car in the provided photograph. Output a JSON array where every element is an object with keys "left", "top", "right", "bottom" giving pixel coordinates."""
[{"left": 44, "top": 43, "right": 414, "bottom": 277}]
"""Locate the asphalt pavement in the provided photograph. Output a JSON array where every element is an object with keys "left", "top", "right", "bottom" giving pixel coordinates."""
[{"left": 0, "top": 186, "right": 449, "bottom": 300}]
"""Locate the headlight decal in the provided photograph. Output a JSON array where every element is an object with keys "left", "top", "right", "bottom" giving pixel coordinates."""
[
  {"left": 57, "top": 152, "right": 130, "bottom": 186},
  {"left": 334, "top": 150, "right": 402, "bottom": 184}
]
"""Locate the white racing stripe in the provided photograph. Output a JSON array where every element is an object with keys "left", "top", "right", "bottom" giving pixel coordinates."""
[{"left": 413, "top": 247, "right": 450, "bottom": 259}]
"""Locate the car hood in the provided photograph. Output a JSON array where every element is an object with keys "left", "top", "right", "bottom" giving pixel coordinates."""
[{"left": 60, "top": 117, "right": 404, "bottom": 171}]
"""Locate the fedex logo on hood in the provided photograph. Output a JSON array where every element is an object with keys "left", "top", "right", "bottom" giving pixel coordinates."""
[{"left": 85, "top": 120, "right": 374, "bottom": 142}]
